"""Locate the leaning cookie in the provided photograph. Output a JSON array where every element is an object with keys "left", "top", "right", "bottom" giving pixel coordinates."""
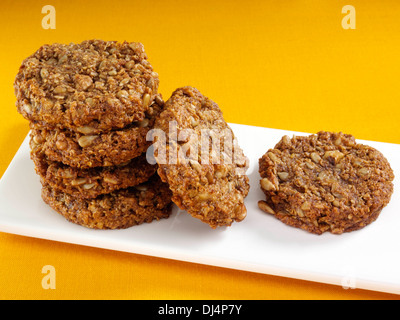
[
  {"left": 30, "top": 96, "right": 163, "bottom": 168},
  {"left": 41, "top": 175, "right": 173, "bottom": 229},
  {"left": 32, "top": 146, "right": 157, "bottom": 199},
  {"left": 258, "top": 131, "right": 394, "bottom": 235},
  {"left": 153, "top": 86, "right": 250, "bottom": 228},
  {"left": 15, "top": 39, "right": 159, "bottom": 133}
]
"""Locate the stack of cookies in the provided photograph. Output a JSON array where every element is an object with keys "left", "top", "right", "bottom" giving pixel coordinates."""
[{"left": 14, "top": 40, "right": 173, "bottom": 229}]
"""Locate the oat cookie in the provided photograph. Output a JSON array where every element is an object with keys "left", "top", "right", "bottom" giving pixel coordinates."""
[
  {"left": 258, "top": 131, "right": 394, "bottom": 235},
  {"left": 153, "top": 86, "right": 249, "bottom": 228},
  {"left": 15, "top": 39, "right": 159, "bottom": 133},
  {"left": 30, "top": 96, "right": 163, "bottom": 168},
  {"left": 41, "top": 175, "right": 173, "bottom": 229},
  {"left": 32, "top": 147, "right": 157, "bottom": 199}
]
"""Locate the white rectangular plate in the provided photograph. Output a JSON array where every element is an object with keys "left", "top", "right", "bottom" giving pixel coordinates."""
[{"left": 0, "top": 124, "right": 399, "bottom": 295}]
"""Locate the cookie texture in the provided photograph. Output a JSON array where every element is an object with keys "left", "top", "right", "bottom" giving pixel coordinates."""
[
  {"left": 258, "top": 131, "right": 394, "bottom": 235},
  {"left": 32, "top": 147, "right": 157, "bottom": 199},
  {"left": 41, "top": 175, "right": 173, "bottom": 229},
  {"left": 15, "top": 39, "right": 172, "bottom": 230},
  {"left": 154, "top": 86, "right": 249, "bottom": 228},
  {"left": 30, "top": 96, "right": 163, "bottom": 168},
  {"left": 14, "top": 39, "right": 159, "bottom": 133}
]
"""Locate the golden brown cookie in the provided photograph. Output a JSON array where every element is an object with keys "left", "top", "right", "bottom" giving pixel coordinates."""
[
  {"left": 153, "top": 86, "right": 250, "bottom": 228},
  {"left": 15, "top": 39, "right": 159, "bottom": 133},
  {"left": 32, "top": 146, "right": 157, "bottom": 199},
  {"left": 258, "top": 131, "right": 394, "bottom": 235},
  {"left": 41, "top": 175, "right": 173, "bottom": 229},
  {"left": 30, "top": 96, "right": 163, "bottom": 168}
]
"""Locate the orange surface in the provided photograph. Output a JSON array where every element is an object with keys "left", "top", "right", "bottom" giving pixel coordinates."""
[{"left": 0, "top": 0, "right": 399, "bottom": 299}]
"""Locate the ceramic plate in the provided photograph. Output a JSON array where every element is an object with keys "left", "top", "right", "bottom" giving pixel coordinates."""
[{"left": 0, "top": 124, "right": 399, "bottom": 294}]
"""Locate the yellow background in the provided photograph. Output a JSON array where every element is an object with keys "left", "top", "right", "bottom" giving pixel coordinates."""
[{"left": 0, "top": 0, "right": 399, "bottom": 299}]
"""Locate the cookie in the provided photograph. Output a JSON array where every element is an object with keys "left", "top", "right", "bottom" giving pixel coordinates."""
[
  {"left": 41, "top": 175, "right": 173, "bottom": 229},
  {"left": 14, "top": 39, "right": 159, "bottom": 133},
  {"left": 30, "top": 96, "right": 163, "bottom": 168},
  {"left": 153, "top": 86, "right": 250, "bottom": 228},
  {"left": 258, "top": 131, "right": 394, "bottom": 235},
  {"left": 32, "top": 146, "right": 157, "bottom": 199}
]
